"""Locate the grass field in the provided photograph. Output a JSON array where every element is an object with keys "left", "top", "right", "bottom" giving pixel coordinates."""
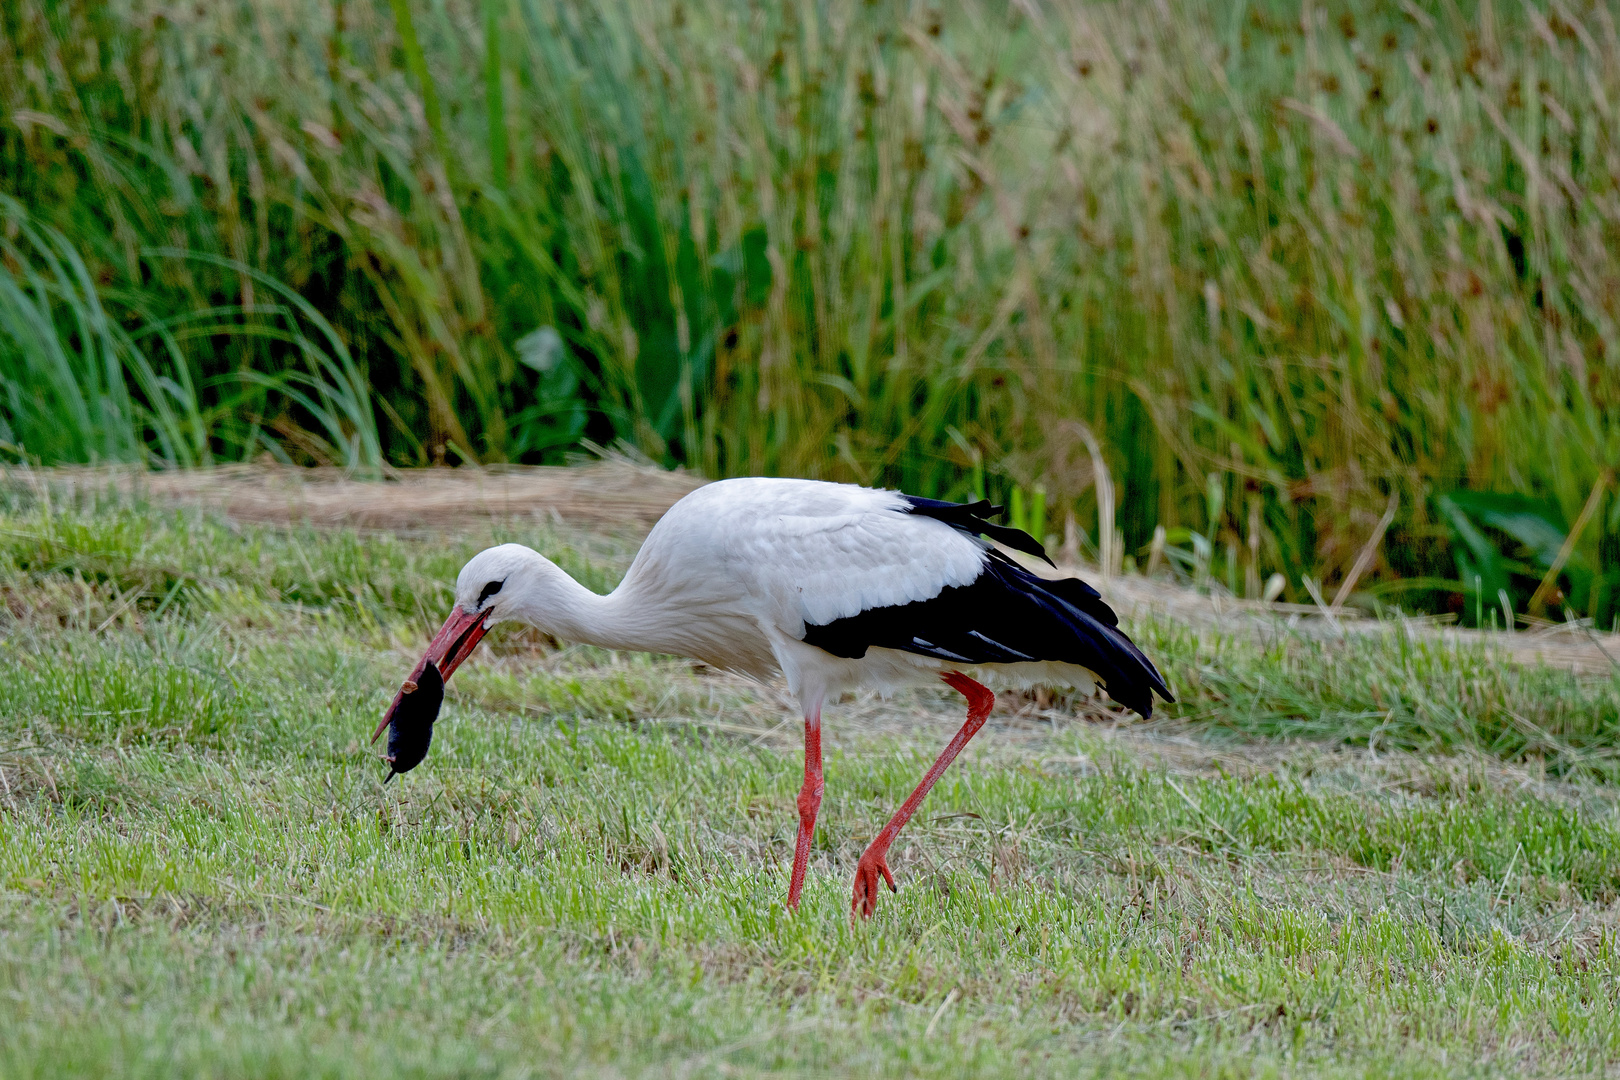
[{"left": 2, "top": 478, "right": 1619, "bottom": 1078}]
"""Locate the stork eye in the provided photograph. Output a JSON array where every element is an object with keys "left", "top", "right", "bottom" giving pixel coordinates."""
[{"left": 477, "top": 579, "right": 505, "bottom": 607}]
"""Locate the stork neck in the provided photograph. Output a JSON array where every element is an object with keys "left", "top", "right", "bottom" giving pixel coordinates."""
[{"left": 510, "top": 555, "right": 649, "bottom": 653}]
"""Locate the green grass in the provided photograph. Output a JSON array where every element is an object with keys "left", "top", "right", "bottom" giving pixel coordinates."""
[
  {"left": 6, "top": 0, "right": 1620, "bottom": 618},
  {"left": 3, "top": 486, "right": 1620, "bottom": 1076}
]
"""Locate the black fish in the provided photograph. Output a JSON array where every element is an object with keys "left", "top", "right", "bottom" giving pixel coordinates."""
[{"left": 384, "top": 660, "right": 444, "bottom": 782}]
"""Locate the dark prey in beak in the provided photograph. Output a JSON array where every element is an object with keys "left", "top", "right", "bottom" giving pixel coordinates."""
[{"left": 383, "top": 660, "right": 444, "bottom": 782}]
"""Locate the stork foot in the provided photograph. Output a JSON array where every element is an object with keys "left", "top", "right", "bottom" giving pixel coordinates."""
[{"left": 850, "top": 844, "right": 897, "bottom": 918}]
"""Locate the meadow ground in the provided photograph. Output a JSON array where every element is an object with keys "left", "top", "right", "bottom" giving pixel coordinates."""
[{"left": 2, "top": 473, "right": 1620, "bottom": 1078}]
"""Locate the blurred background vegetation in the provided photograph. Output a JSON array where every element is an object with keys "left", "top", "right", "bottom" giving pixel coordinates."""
[{"left": 1, "top": 0, "right": 1619, "bottom": 625}]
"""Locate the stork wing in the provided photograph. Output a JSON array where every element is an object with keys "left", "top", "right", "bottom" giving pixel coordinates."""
[
  {"left": 636, "top": 477, "right": 1168, "bottom": 714},
  {"left": 800, "top": 548, "right": 1172, "bottom": 716},
  {"left": 662, "top": 477, "right": 1170, "bottom": 716},
  {"left": 699, "top": 478, "right": 991, "bottom": 633}
]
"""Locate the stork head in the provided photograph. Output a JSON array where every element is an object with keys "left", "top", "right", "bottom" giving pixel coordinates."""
[
  {"left": 451, "top": 543, "right": 537, "bottom": 622},
  {"left": 370, "top": 544, "right": 539, "bottom": 754}
]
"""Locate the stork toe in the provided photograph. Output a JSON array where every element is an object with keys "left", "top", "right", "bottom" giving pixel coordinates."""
[{"left": 850, "top": 848, "right": 897, "bottom": 918}]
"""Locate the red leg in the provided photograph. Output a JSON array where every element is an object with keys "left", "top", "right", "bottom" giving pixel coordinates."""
[
  {"left": 787, "top": 705, "right": 824, "bottom": 910},
  {"left": 852, "top": 671, "right": 994, "bottom": 918}
]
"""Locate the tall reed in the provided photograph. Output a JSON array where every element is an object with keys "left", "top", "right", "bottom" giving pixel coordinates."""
[{"left": 3, "top": 0, "right": 1618, "bottom": 618}]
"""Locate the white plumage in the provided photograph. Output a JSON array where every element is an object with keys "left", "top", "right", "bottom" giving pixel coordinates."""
[{"left": 378, "top": 476, "right": 1171, "bottom": 916}]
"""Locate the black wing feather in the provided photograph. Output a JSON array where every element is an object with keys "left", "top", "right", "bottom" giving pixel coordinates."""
[
  {"left": 900, "top": 495, "right": 1054, "bottom": 566},
  {"left": 802, "top": 550, "right": 1172, "bottom": 717}
]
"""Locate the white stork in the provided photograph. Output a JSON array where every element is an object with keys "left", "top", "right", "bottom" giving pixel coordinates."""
[{"left": 373, "top": 477, "right": 1172, "bottom": 916}]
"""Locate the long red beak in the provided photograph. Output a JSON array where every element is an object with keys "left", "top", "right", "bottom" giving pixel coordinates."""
[{"left": 371, "top": 606, "right": 491, "bottom": 744}]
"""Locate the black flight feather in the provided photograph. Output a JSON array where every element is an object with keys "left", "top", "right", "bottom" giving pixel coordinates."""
[
  {"left": 801, "top": 550, "right": 1172, "bottom": 717},
  {"left": 384, "top": 660, "right": 444, "bottom": 782},
  {"left": 900, "top": 495, "right": 1054, "bottom": 566}
]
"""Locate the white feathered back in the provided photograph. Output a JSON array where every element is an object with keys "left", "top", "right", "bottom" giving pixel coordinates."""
[{"left": 626, "top": 477, "right": 988, "bottom": 637}]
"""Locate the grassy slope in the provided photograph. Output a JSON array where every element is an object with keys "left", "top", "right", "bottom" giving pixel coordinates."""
[{"left": 2, "top": 488, "right": 1619, "bottom": 1077}]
